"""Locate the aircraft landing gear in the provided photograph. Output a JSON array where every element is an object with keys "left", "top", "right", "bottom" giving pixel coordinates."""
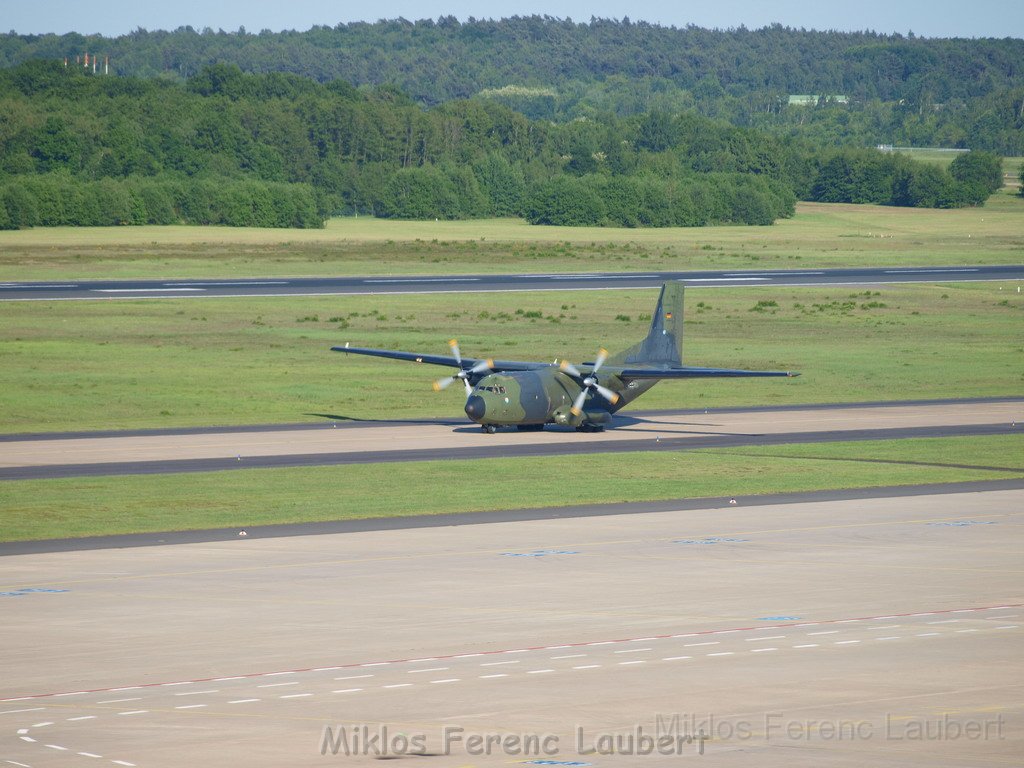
[
  {"left": 575, "top": 423, "right": 604, "bottom": 433},
  {"left": 482, "top": 424, "right": 498, "bottom": 434},
  {"left": 516, "top": 424, "right": 545, "bottom": 432}
]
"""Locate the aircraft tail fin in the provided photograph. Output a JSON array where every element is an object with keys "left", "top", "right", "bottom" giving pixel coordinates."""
[{"left": 608, "top": 282, "right": 685, "bottom": 367}]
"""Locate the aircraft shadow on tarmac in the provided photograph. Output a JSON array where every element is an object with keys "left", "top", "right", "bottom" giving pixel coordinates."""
[
  {"left": 305, "top": 412, "right": 465, "bottom": 426},
  {"left": 450, "top": 414, "right": 759, "bottom": 437},
  {"left": 307, "top": 411, "right": 758, "bottom": 437}
]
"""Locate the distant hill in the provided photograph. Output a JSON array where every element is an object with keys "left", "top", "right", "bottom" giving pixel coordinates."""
[{"left": 3, "top": 19, "right": 1021, "bottom": 153}]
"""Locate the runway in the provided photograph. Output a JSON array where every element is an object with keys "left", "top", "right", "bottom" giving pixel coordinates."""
[
  {"left": 2, "top": 399, "right": 1020, "bottom": 480},
  {"left": 2, "top": 264, "right": 1022, "bottom": 301},
  {"left": 2, "top": 487, "right": 1021, "bottom": 766}
]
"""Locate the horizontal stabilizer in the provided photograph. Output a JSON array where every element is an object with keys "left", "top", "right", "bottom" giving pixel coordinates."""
[{"left": 619, "top": 366, "right": 799, "bottom": 379}]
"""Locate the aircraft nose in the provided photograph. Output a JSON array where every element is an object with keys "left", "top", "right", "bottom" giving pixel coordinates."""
[{"left": 464, "top": 394, "right": 486, "bottom": 421}]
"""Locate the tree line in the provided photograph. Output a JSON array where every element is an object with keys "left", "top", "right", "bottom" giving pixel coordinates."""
[{"left": 0, "top": 62, "right": 1006, "bottom": 229}]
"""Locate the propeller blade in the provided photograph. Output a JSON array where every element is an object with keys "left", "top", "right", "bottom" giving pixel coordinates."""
[
  {"left": 463, "top": 378, "right": 472, "bottom": 397},
  {"left": 570, "top": 387, "right": 588, "bottom": 417},
  {"left": 433, "top": 375, "right": 456, "bottom": 392},
  {"left": 559, "top": 360, "right": 582, "bottom": 379},
  {"left": 594, "top": 383, "right": 620, "bottom": 404},
  {"left": 470, "top": 358, "right": 494, "bottom": 375},
  {"left": 448, "top": 339, "right": 463, "bottom": 368},
  {"left": 593, "top": 348, "right": 609, "bottom": 374}
]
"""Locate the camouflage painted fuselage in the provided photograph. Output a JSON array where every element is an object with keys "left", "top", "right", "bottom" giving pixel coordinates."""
[{"left": 464, "top": 368, "right": 658, "bottom": 427}]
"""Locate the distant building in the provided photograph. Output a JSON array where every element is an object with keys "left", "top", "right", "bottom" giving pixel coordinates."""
[{"left": 788, "top": 94, "right": 849, "bottom": 106}]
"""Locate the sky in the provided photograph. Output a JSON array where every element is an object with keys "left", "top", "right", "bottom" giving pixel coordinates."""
[{"left": 4, "top": 0, "right": 1022, "bottom": 39}]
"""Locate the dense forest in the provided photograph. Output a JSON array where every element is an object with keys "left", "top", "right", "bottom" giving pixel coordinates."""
[
  {"left": 0, "top": 60, "right": 1005, "bottom": 229},
  {"left": 1, "top": 17, "right": 1018, "bottom": 229},
  {"left": 2, "top": 18, "right": 1022, "bottom": 153}
]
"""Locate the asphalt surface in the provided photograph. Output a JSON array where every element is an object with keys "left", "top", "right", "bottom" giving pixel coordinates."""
[
  {"left": 2, "top": 488, "right": 1021, "bottom": 766},
  {"left": 2, "top": 264, "right": 1022, "bottom": 300},
  {"left": 2, "top": 399, "right": 1020, "bottom": 480}
]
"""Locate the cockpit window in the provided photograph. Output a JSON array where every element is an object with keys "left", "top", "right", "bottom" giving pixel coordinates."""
[{"left": 475, "top": 385, "right": 508, "bottom": 394}]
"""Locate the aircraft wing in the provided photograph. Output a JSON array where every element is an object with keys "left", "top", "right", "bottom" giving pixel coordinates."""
[
  {"left": 331, "top": 344, "right": 550, "bottom": 372},
  {"left": 618, "top": 366, "right": 799, "bottom": 379}
]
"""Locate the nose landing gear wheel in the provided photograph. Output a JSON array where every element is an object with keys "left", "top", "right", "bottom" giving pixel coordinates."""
[{"left": 482, "top": 424, "right": 498, "bottom": 434}]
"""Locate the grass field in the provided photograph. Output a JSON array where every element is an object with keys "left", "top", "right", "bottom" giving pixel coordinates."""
[
  {"left": 1, "top": 282, "right": 1021, "bottom": 433},
  {"left": 0, "top": 196, "right": 1022, "bottom": 281},
  {"left": 0, "top": 434, "right": 1019, "bottom": 542}
]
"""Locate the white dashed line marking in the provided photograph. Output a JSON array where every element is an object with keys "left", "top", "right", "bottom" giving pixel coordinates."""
[
  {"left": 383, "top": 684, "right": 413, "bottom": 689},
  {"left": 67, "top": 716, "right": 97, "bottom": 721},
  {"left": 2, "top": 708, "right": 45, "bottom": 714},
  {"left": 112, "top": 761, "right": 137, "bottom": 767},
  {"left": 54, "top": 691, "right": 88, "bottom": 697},
  {"left": 212, "top": 676, "right": 245, "bottom": 681},
  {"left": 751, "top": 648, "right": 778, "bottom": 653},
  {"left": 311, "top": 668, "right": 341, "bottom": 673},
  {"left": 876, "top": 636, "right": 900, "bottom": 641},
  {"left": 586, "top": 642, "right": 614, "bottom": 647},
  {"left": 481, "top": 661, "right": 520, "bottom": 667},
  {"left": 77, "top": 753, "right": 102, "bottom": 758},
  {"left": 117, "top": 711, "right": 148, "bottom": 716},
  {"left": 174, "top": 690, "right": 218, "bottom": 696},
  {"left": 45, "top": 745, "right": 68, "bottom": 751},
  {"left": 407, "top": 668, "right": 449, "bottom": 674},
  {"left": 684, "top": 641, "right": 718, "bottom": 647},
  {"left": 793, "top": 644, "right": 818, "bottom": 649},
  {"left": 835, "top": 640, "right": 861, "bottom": 645},
  {"left": 264, "top": 671, "right": 297, "bottom": 676},
  {"left": 160, "top": 682, "right": 192, "bottom": 687},
  {"left": 526, "top": 669, "right": 554, "bottom": 675},
  {"left": 550, "top": 654, "right": 586, "bottom": 660},
  {"left": 228, "top": 699, "right": 260, "bottom": 704},
  {"left": 916, "top": 633, "right": 940, "bottom": 637},
  {"left": 19, "top": 737, "right": 35, "bottom": 743},
  {"left": 430, "top": 678, "right": 460, "bottom": 684},
  {"left": 452, "top": 653, "right": 483, "bottom": 659},
  {"left": 662, "top": 656, "right": 691, "bottom": 661},
  {"left": 873, "top": 625, "right": 901, "bottom": 630},
  {"left": 175, "top": 704, "right": 207, "bottom": 709},
  {"left": 996, "top": 625, "right": 1019, "bottom": 630},
  {"left": 807, "top": 630, "right": 838, "bottom": 636},
  {"left": 479, "top": 674, "right": 509, "bottom": 679},
  {"left": 334, "top": 674, "right": 374, "bottom": 681},
  {"left": 7, "top": 761, "right": 31, "bottom": 767},
  {"left": 956, "top": 629, "right": 979, "bottom": 633},
  {"left": 618, "top": 660, "right": 646, "bottom": 666},
  {"left": 257, "top": 682, "right": 298, "bottom": 688},
  {"left": 32, "top": 722, "right": 53, "bottom": 728},
  {"left": 16, "top": 729, "right": 28, "bottom": 734},
  {"left": 280, "top": 693, "right": 313, "bottom": 699},
  {"left": 927, "top": 620, "right": 958, "bottom": 624},
  {"left": 707, "top": 652, "right": 734, "bottom": 657},
  {"left": 632, "top": 637, "right": 657, "bottom": 642},
  {"left": 108, "top": 687, "right": 141, "bottom": 692},
  {"left": 614, "top": 647, "right": 651, "bottom": 654},
  {"left": 332, "top": 689, "right": 363, "bottom": 694},
  {"left": 97, "top": 698, "right": 141, "bottom": 704},
  {"left": 573, "top": 665, "right": 602, "bottom": 670},
  {"left": 746, "top": 636, "right": 785, "bottom": 641}
]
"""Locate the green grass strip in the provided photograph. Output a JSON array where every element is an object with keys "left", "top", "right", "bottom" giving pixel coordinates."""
[{"left": 1, "top": 435, "right": 1021, "bottom": 542}]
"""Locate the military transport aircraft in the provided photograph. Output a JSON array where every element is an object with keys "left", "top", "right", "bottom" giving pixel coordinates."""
[{"left": 333, "top": 282, "right": 797, "bottom": 433}]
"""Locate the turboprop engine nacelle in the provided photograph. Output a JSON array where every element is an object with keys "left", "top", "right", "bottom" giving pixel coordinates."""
[{"left": 552, "top": 406, "right": 612, "bottom": 427}]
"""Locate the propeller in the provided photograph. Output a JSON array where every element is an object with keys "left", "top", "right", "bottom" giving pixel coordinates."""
[
  {"left": 559, "top": 348, "right": 620, "bottom": 417},
  {"left": 433, "top": 339, "right": 493, "bottom": 397}
]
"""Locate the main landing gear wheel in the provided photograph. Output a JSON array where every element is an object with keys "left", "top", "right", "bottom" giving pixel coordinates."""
[
  {"left": 575, "top": 424, "right": 604, "bottom": 433},
  {"left": 482, "top": 424, "right": 498, "bottom": 434},
  {"left": 516, "top": 424, "right": 545, "bottom": 432}
]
